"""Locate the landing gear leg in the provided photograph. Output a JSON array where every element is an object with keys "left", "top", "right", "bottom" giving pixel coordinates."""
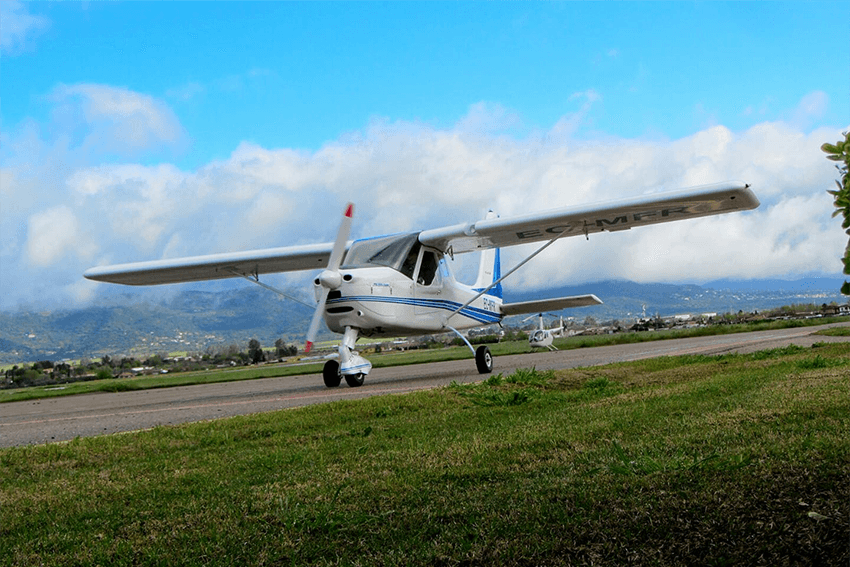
[
  {"left": 446, "top": 325, "right": 495, "bottom": 375},
  {"left": 337, "top": 326, "right": 371, "bottom": 387}
]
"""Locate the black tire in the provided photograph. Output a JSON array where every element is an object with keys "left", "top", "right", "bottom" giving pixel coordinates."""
[
  {"left": 344, "top": 373, "right": 365, "bottom": 387},
  {"left": 475, "top": 345, "right": 493, "bottom": 374},
  {"left": 323, "top": 360, "right": 341, "bottom": 388}
]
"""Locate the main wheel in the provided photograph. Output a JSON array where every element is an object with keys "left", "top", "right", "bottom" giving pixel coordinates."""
[
  {"left": 475, "top": 345, "right": 493, "bottom": 374},
  {"left": 344, "top": 373, "right": 365, "bottom": 387},
  {"left": 323, "top": 360, "right": 341, "bottom": 387}
]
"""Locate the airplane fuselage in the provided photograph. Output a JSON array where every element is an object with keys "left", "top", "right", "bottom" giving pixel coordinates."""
[{"left": 319, "top": 265, "right": 503, "bottom": 337}]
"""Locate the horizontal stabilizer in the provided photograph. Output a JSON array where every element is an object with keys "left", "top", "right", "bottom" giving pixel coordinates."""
[{"left": 501, "top": 294, "right": 602, "bottom": 316}]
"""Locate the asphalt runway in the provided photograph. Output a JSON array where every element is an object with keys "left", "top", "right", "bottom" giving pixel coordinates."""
[{"left": 3, "top": 322, "right": 849, "bottom": 448}]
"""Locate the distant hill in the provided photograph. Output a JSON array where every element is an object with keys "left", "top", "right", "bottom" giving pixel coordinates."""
[
  {"left": 504, "top": 278, "right": 848, "bottom": 322},
  {"left": 1, "top": 287, "right": 314, "bottom": 365},
  {"left": 1, "top": 278, "right": 847, "bottom": 365}
]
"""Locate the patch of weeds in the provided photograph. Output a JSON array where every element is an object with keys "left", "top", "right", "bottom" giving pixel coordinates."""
[
  {"left": 466, "top": 388, "right": 538, "bottom": 407},
  {"left": 95, "top": 381, "right": 140, "bottom": 393},
  {"left": 751, "top": 344, "right": 806, "bottom": 360},
  {"left": 796, "top": 355, "right": 837, "bottom": 370},
  {"left": 446, "top": 380, "right": 472, "bottom": 391},
  {"left": 583, "top": 376, "right": 614, "bottom": 390},
  {"left": 505, "top": 367, "right": 554, "bottom": 386},
  {"left": 451, "top": 368, "right": 553, "bottom": 407},
  {"left": 483, "top": 373, "right": 504, "bottom": 387}
]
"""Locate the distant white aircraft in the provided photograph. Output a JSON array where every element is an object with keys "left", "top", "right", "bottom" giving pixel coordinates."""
[
  {"left": 85, "top": 181, "right": 759, "bottom": 388},
  {"left": 525, "top": 314, "right": 567, "bottom": 350}
]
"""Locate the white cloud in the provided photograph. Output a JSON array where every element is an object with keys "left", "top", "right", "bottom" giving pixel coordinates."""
[
  {"left": 0, "top": 0, "right": 49, "bottom": 55},
  {"left": 549, "top": 90, "right": 601, "bottom": 141},
  {"left": 49, "top": 83, "right": 186, "bottom": 156},
  {"left": 25, "top": 206, "right": 95, "bottom": 267},
  {"left": 1, "top": 90, "right": 846, "bottom": 309},
  {"left": 455, "top": 102, "right": 523, "bottom": 136},
  {"left": 789, "top": 91, "right": 829, "bottom": 131}
]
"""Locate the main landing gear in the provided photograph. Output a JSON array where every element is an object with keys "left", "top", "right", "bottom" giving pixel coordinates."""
[
  {"left": 322, "top": 327, "right": 494, "bottom": 388},
  {"left": 475, "top": 345, "right": 494, "bottom": 374}
]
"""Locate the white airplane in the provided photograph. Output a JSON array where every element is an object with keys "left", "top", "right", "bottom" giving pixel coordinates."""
[{"left": 84, "top": 181, "right": 759, "bottom": 388}]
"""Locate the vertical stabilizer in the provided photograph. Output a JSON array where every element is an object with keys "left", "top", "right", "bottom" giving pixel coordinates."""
[{"left": 473, "top": 210, "right": 502, "bottom": 299}]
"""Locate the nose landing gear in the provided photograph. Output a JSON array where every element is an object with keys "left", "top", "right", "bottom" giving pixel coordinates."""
[{"left": 322, "top": 326, "right": 372, "bottom": 388}]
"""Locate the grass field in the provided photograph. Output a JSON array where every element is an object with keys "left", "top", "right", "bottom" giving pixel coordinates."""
[{"left": 2, "top": 342, "right": 848, "bottom": 566}]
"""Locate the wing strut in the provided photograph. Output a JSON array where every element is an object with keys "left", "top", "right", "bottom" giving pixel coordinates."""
[
  {"left": 443, "top": 231, "right": 567, "bottom": 327},
  {"left": 227, "top": 268, "right": 314, "bottom": 309}
]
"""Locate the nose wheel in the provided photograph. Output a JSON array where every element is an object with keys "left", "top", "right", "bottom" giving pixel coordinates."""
[
  {"left": 321, "top": 327, "right": 371, "bottom": 388},
  {"left": 344, "top": 373, "right": 365, "bottom": 387},
  {"left": 323, "top": 360, "right": 342, "bottom": 388},
  {"left": 322, "top": 360, "right": 366, "bottom": 388}
]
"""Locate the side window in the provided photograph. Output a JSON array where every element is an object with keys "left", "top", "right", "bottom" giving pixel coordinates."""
[
  {"left": 400, "top": 241, "right": 421, "bottom": 280},
  {"left": 417, "top": 251, "right": 439, "bottom": 286}
]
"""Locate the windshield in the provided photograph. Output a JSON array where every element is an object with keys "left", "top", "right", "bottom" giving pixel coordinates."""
[{"left": 342, "top": 232, "right": 421, "bottom": 277}]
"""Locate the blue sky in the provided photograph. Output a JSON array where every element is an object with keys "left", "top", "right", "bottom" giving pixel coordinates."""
[{"left": 2, "top": 1, "right": 849, "bottom": 310}]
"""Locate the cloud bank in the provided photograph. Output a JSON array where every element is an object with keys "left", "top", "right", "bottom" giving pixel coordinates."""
[
  {"left": 0, "top": 84, "right": 845, "bottom": 310},
  {"left": 0, "top": 1, "right": 49, "bottom": 55}
]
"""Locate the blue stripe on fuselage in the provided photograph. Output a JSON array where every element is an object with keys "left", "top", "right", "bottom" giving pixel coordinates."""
[{"left": 327, "top": 295, "right": 503, "bottom": 324}]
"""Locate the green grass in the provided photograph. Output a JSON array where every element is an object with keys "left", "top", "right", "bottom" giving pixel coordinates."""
[
  {"left": 815, "top": 325, "right": 850, "bottom": 337},
  {"left": 2, "top": 342, "right": 848, "bottom": 566}
]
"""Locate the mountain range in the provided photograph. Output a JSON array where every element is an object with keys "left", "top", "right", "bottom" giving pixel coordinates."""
[{"left": 2, "top": 278, "right": 847, "bottom": 365}]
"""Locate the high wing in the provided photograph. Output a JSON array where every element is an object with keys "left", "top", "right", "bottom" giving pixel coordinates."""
[
  {"left": 84, "top": 242, "right": 340, "bottom": 285},
  {"left": 418, "top": 181, "right": 759, "bottom": 254},
  {"left": 501, "top": 294, "right": 603, "bottom": 316},
  {"left": 84, "top": 181, "right": 758, "bottom": 286}
]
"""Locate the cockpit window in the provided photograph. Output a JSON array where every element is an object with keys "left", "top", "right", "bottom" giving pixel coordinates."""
[
  {"left": 400, "top": 241, "right": 421, "bottom": 279},
  {"left": 342, "top": 232, "right": 421, "bottom": 274},
  {"left": 418, "top": 250, "right": 439, "bottom": 285}
]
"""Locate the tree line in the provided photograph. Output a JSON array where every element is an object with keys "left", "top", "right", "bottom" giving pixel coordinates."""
[{"left": 3, "top": 338, "right": 299, "bottom": 390}]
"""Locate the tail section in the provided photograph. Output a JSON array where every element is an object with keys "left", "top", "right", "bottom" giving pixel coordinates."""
[{"left": 473, "top": 210, "right": 502, "bottom": 299}]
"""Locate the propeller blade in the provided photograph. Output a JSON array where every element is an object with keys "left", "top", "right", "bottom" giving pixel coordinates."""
[
  {"left": 304, "top": 202, "right": 355, "bottom": 353},
  {"left": 328, "top": 203, "right": 354, "bottom": 271},
  {"left": 305, "top": 287, "right": 330, "bottom": 353}
]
